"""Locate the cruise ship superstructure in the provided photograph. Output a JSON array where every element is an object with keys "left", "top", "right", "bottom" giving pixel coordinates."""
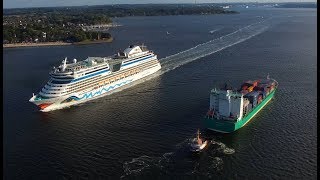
[{"left": 29, "top": 45, "right": 161, "bottom": 111}]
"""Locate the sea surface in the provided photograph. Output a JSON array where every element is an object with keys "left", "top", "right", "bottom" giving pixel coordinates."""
[{"left": 4, "top": 7, "right": 317, "bottom": 179}]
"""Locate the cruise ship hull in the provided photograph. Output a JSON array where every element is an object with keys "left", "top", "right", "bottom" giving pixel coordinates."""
[
  {"left": 203, "top": 89, "right": 276, "bottom": 133},
  {"left": 30, "top": 63, "right": 161, "bottom": 112}
]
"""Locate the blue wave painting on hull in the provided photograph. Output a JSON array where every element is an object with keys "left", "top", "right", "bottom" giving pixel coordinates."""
[{"left": 67, "top": 79, "right": 133, "bottom": 101}]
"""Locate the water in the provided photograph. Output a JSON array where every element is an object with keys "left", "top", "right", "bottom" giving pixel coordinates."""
[{"left": 4, "top": 7, "right": 317, "bottom": 179}]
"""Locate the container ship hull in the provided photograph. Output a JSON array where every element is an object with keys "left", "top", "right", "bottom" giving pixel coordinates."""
[
  {"left": 203, "top": 89, "right": 275, "bottom": 133},
  {"left": 203, "top": 77, "right": 278, "bottom": 133}
]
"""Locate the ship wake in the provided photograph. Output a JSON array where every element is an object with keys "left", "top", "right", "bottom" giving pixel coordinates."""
[
  {"left": 159, "top": 18, "right": 272, "bottom": 74},
  {"left": 120, "top": 138, "right": 234, "bottom": 179}
]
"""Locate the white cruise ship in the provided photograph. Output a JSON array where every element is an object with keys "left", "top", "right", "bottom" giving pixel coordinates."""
[{"left": 29, "top": 45, "right": 161, "bottom": 112}]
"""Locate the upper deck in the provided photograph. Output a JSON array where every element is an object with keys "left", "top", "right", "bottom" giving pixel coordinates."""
[{"left": 50, "top": 45, "right": 154, "bottom": 77}]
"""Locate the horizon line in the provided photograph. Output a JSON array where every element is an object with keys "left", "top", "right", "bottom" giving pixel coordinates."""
[{"left": 3, "top": 1, "right": 317, "bottom": 10}]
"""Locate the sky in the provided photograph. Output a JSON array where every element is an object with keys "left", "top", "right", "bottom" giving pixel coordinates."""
[{"left": 3, "top": 0, "right": 316, "bottom": 9}]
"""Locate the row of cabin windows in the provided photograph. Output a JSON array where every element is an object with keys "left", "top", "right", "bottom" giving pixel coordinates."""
[
  {"left": 42, "top": 90, "right": 62, "bottom": 95},
  {"left": 50, "top": 80, "right": 71, "bottom": 84},
  {"left": 43, "top": 86, "right": 62, "bottom": 92},
  {"left": 49, "top": 57, "right": 154, "bottom": 87},
  {"left": 49, "top": 66, "right": 108, "bottom": 85},
  {"left": 84, "top": 67, "right": 108, "bottom": 75},
  {"left": 67, "top": 75, "right": 105, "bottom": 90},
  {"left": 72, "top": 68, "right": 140, "bottom": 93},
  {"left": 42, "top": 84, "right": 64, "bottom": 94},
  {"left": 46, "top": 62, "right": 156, "bottom": 95},
  {"left": 46, "top": 71, "right": 106, "bottom": 93},
  {"left": 52, "top": 56, "right": 153, "bottom": 87},
  {"left": 48, "top": 72, "right": 101, "bottom": 88},
  {"left": 122, "top": 54, "right": 148, "bottom": 64},
  {"left": 49, "top": 83, "right": 64, "bottom": 87},
  {"left": 93, "top": 68, "right": 140, "bottom": 90},
  {"left": 76, "top": 63, "right": 108, "bottom": 74},
  {"left": 51, "top": 76, "right": 73, "bottom": 80},
  {"left": 47, "top": 60, "right": 156, "bottom": 91},
  {"left": 122, "top": 54, "right": 151, "bottom": 64},
  {"left": 76, "top": 64, "right": 108, "bottom": 75},
  {"left": 68, "top": 66, "right": 140, "bottom": 90},
  {"left": 64, "top": 68, "right": 140, "bottom": 94},
  {"left": 68, "top": 66, "right": 111, "bottom": 86}
]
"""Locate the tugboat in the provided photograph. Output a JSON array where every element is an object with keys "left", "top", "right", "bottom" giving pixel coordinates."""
[{"left": 190, "top": 129, "right": 208, "bottom": 152}]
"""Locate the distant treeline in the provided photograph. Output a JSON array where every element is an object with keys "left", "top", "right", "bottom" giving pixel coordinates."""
[
  {"left": 3, "top": 13, "right": 112, "bottom": 43},
  {"left": 4, "top": 4, "right": 238, "bottom": 16},
  {"left": 3, "top": 4, "right": 238, "bottom": 44}
]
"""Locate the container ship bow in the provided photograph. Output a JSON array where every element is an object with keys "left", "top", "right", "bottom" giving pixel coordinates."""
[
  {"left": 29, "top": 44, "right": 161, "bottom": 112},
  {"left": 203, "top": 75, "right": 278, "bottom": 133}
]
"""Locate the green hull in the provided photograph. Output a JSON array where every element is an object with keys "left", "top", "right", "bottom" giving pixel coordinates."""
[{"left": 203, "top": 89, "right": 276, "bottom": 133}]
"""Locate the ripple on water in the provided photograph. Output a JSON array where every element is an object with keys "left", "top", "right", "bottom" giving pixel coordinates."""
[{"left": 121, "top": 137, "right": 235, "bottom": 179}]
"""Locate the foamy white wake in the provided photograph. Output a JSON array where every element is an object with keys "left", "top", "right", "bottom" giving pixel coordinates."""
[
  {"left": 159, "top": 18, "right": 272, "bottom": 74},
  {"left": 121, "top": 138, "right": 235, "bottom": 179},
  {"left": 209, "top": 28, "right": 221, "bottom": 34}
]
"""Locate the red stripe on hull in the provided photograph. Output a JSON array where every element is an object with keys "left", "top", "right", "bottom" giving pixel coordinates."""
[{"left": 38, "top": 103, "right": 52, "bottom": 110}]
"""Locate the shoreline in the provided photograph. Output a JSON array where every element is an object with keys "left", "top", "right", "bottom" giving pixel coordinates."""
[
  {"left": 3, "top": 42, "right": 71, "bottom": 48},
  {"left": 3, "top": 38, "right": 113, "bottom": 48}
]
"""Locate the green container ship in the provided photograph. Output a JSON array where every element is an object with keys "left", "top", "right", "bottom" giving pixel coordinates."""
[{"left": 203, "top": 75, "right": 278, "bottom": 133}]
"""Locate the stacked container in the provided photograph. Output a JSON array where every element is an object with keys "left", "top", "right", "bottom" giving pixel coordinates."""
[
  {"left": 247, "top": 86, "right": 254, "bottom": 92},
  {"left": 241, "top": 83, "right": 250, "bottom": 90},
  {"left": 270, "top": 85, "right": 274, "bottom": 92},
  {"left": 244, "top": 91, "right": 259, "bottom": 108},
  {"left": 266, "top": 87, "right": 270, "bottom": 95},
  {"left": 252, "top": 80, "right": 259, "bottom": 87},
  {"left": 257, "top": 94, "right": 263, "bottom": 104}
]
